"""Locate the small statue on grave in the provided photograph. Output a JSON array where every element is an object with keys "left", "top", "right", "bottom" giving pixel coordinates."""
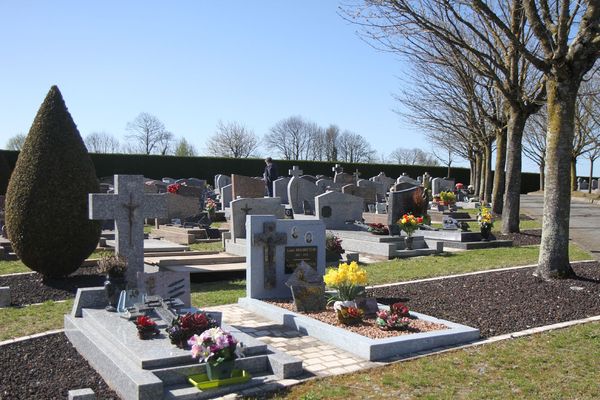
[{"left": 285, "top": 261, "right": 326, "bottom": 312}]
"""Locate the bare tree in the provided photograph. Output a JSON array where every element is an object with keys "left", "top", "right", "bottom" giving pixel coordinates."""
[
  {"left": 324, "top": 125, "right": 340, "bottom": 161},
  {"left": 337, "top": 130, "right": 376, "bottom": 163},
  {"left": 345, "top": 0, "right": 545, "bottom": 235},
  {"left": 389, "top": 147, "right": 439, "bottom": 166},
  {"left": 125, "top": 113, "right": 173, "bottom": 155},
  {"left": 5, "top": 133, "right": 26, "bottom": 150},
  {"left": 264, "top": 116, "right": 315, "bottom": 160},
  {"left": 523, "top": 110, "right": 547, "bottom": 190},
  {"left": 174, "top": 138, "right": 197, "bottom": 157},
  {"left": 84, "top": 131, "right": 121, "bottom": 153},
  {"left": 206, "top": 121, "right": 259, "bottom": 158}
]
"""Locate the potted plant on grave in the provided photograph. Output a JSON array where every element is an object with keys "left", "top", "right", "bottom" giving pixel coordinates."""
[
  {"left": 204, "top": 198, "right": 217, "bottom": 219},
  {"left": 167, "top": 311, "right": 218, "bottom": 349},
  {"left": 325, "top": 234, "right": 345, "bottom": 262},
  {"left": 396, "top": 213, "right": 423, "bottom": 250},
  {"left": 98, "top": 254, "right": 127, "bottom": 312},
  {"left": 134, "top": 315, "right": 160, "bottom": 339},
  {"left": 188, "top": 327, "right": 245, "bottom": 381},
  {"left": 477, "top": 206, "right": 494, "bottom": 241},
  {"left": 367, "top": 223, "right": 389, "bottom": 235},
  {"left": 376, "top": 302, "right": 413, "bottom": 331},
  {"left": 439, "top": 191, "right": 456, "bottom": 206},
  {"left": 336, "top": 305, "right": 365, "bottom": 325},
  {"left": 324, "top": 261, "right": 368, "bottom": 313}
]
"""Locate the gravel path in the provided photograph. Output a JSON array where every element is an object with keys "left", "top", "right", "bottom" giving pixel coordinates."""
[
  {"left": 0, "top": 266, "right": 105, "bottom": 305},
  {"left": 0, "top": 333, "right": 120, "bottom": 400},
  {"left": 369, "top": 262, "right": 600, "bottom": 337}
]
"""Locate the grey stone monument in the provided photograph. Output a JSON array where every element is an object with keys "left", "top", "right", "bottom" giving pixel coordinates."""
[{"left": 89, "top": 175, "right": 167, "bottom": 288}]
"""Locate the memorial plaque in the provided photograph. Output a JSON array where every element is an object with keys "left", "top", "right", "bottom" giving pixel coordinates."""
[{"left": 285, "top": 246, "right": 318, "bottom": 274}]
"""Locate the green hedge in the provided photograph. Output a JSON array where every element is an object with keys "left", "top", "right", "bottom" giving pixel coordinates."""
[{"left": 0, "top": 149, "right": 544, "bottom": 194}]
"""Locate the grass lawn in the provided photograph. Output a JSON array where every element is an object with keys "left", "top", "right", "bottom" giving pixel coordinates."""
[
  {"left": 0, "top": 300, "right": 73, "bottom": 341},
  {"left": 272, "top": 321, "right": 600, "bottom": 400},
  {"left": 0, "top": 249, "right": 113, "bottom": 276},
  {"left": 190, "top": 280, "right": 246, "bottom": 308},
  {"left": 188, "top": 241, "right": 224, "bottom": 252},
  {"left": 363, "top": 244, "right": 591, "bottom": 285}
]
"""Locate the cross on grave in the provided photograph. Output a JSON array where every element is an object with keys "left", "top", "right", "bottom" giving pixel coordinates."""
[
  {"left": 332, "top": 164, "right": 343, "bottom": 174},
  {"left": 89, "top": 175, "right": 167, "bottom": 288},
  {"left": 353, "top": 169, "right": 361, "bottom": 180},
  {"left": 240, "top": 203, "right": 253, "bottom": 215},
  {"left": 289, "top": 165, "right": 303, "bottom": 178},
  {"left": 253, "top": 221, "right": 287, "bottom": 289}
]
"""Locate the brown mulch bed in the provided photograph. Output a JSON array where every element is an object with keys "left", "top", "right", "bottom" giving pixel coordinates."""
[
  {"left": 496, "top": 229, "right": 542, "bottom": 246},
  {"left": 0, "top": 333, "right": 120, "bottom": 400},
  {"left": 369, "top": 261, "right": 600, "bottom": 338},
  {"left": 0, "top": 266, "right": 105, "bottom": 306},
  {"left": 266, "top": 300, "right": 447, "bottom": 339}
]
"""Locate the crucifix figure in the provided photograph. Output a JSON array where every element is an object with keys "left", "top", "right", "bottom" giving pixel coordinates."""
[
  {"left": 253, "top": 221, "right": 287, "bottom": 289},
  {"left": 288, "top": 165, "right": 303, "bottom": 178},
  {"left": 240, "top": 203, "right": 253, "bottom": 216},
  {"left": 89, "top": 175, "right": 168, "bottom": 288}
]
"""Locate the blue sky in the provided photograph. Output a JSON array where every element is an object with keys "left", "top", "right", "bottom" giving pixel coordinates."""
[{"left": 0, "top": 0, "right": 577, "bottom": 174}]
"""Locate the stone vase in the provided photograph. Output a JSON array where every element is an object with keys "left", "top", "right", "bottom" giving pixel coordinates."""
[
  {"left": 206, "top": 359, "right": 235, "bottom": 381},
  {"left": 405, "top": 236, "right": 414, "bottom": 250},
  {"left": 104, "top": 275, "right": 127, "bottom": 312}
]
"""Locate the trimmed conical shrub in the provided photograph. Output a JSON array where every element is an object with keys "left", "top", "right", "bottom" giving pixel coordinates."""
[{"left": 5, "top": 86, "right": 101, "bottom": 277}]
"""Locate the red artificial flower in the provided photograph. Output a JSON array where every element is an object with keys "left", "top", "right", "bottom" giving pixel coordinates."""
[
  {"left": 391, "top": 302, "right": 410, "bottom": 316},
  {"left": 167, "top": 183, "right": 181, "bottom": 193},
  {"left": 346, "top": 307, "right": 362, "bottom": 318},
  {"left": 417, "top": 217, "right": 423, "bottom": 224},
  {"left": 136, "top": 315, "right": 156, "bottom": 327}
]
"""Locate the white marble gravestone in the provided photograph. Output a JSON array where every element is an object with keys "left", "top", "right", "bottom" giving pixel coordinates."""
[
  {"left": 220, "top": 183, "right": 233, "bottom": 210},
  {"left": 287, "top": 166, "right": 323, "bottom": 214},
  {"left": 273, "top": 177, "right": 291, "bottom": 204},
  {"left": 89, "top": 175, "right": 168, "bottom": 288},
  {"left": 432, "top": 177, "right": 455, "bottom": 195},
  {"left": 246, "top": 215, "right": 326, "bottom": 299}
]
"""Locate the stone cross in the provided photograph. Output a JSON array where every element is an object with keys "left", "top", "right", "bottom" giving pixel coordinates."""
[
  {"left": 89, "top": 175, "right": 167, "bottom": 288},
  {"left": 353, "top": 169, "right": 361, "bottom": 180},
  {"left": 289, "top": 165, "right": 303, "bottom": 178},
  {"left": 332, "top": 164, "right": 343, "bottom": 174},
  {"left": 253, "top": 221, "right": 287, "bottom": 289}
]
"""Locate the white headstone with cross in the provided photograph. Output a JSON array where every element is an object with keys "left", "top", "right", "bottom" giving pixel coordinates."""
[
  {"left": 89, "top": 175, "right": 168, "bottom": 288},
  {"left": 288, "top": 165, "right": 303, "bottom": 178}
]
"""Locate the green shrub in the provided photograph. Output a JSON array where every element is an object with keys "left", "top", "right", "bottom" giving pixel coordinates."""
[{"left": 5, "top": 86, "right": 101, "bottom": 278}]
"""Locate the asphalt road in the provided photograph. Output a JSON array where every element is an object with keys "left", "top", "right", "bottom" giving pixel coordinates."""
[{"left": 520, "top": 194, "right": 600, "bottom": 260}]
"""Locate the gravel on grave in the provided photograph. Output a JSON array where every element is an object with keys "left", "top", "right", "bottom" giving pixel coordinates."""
[
  {"left": 0, "top": 333, "right": 120, "bottom": 400},
  {"left": 495, "top": 229, "right": 541, "bottom": 246},
  {"left": 369, "top": 262, "right": 600, "bottom": 338},
  {"left": 0, "top": 266, "right": 105, "bottom": 306},
  {"left": 265, "top": 301, "right": 447, "bottom": 339}
]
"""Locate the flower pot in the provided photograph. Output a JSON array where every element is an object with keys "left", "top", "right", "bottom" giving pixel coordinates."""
[
  {"left": 104, "top": 275, "right": 127, "bottom": 312},
  {"left": 404, "top": 236, "right": 414, "bottom": 250},
  {"left": 325, "top": 250, "right": 342, "bottom": 263},
  {"left": 137, "top": 327, "right": 158, "bottom": 340},
  {"left": 480, "top": 226, "right": 491, "bottom": 241},
  {"left": 206, "top": 359, "right": 235, "bottom": 381}
]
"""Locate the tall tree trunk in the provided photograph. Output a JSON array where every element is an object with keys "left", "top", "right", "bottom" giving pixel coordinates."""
[
  {"left": 479, "top": 150, "right": 486, "bottom": 200},
  {"left": 469, "top": 158, "right": 476, "bottom": 187},
  {"left": 536, "top": 78, "right": 577, "bottom": 279},
  {"left": 539, "top": 161, "right": 545, "bottom": 191},
  {"left": 570, "top": 157, "right": 577, "bottom": 191},
  {"left": 474, "top": 153, "right": 481, "bottom": 197},
  {"left": 502, "top": 107, "right": 526, "bottom": 234},
  {"left": 492, "top": 129, "right": 507, "bottom": 214},
  {"left": 589, "top": 159, "right": 594, "bottom": 194},
  {"left": 484, "top": 142, "right": 493, "bottom": 203}
]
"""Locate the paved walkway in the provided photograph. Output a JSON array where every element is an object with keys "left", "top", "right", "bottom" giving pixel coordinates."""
[
  {"left": 208, "top": 304, "right": 379, "bottom": 377},
  {"left": 520, "top": 194, "right": 600, "bottom": 259}
]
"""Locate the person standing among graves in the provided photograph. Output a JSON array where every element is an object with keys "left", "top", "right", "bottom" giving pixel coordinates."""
[{"left": 264, "top": 157, "right": 278, "bottom": 197}]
